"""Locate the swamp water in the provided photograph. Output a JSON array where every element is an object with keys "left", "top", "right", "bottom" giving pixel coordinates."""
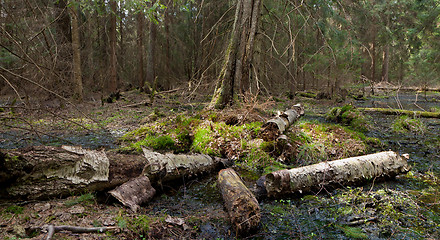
[{"left": 1, "top": 92, "right": 439, "bottom": 239}]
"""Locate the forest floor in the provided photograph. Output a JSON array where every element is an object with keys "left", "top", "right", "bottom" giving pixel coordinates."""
[{"left": 1, "top": 89, "right": 440, "bottom": 239}]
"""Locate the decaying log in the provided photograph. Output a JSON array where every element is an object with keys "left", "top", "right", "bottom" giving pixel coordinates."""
[
  {"left": 0, "top": 145, "right": 227, "bottom": 200},
  {"left": 0, "top": 146, "right": 146, "bottom": 199},
  {"left": 218, "top": 168, "right": 260, "bottom": 235},
  {"left": 44, "top": 225, "right": 118, "bottom": 240},
  {"left": 142, "top": 148, "right": 227, "bottom": 183},
  {"left": 260, "top": 104, "right": 304, "bottom": 141},
  {"left": 108, "top": 175, "right": 156, "bottom": 213},
  {"left": 358, "top": 107, "right": 440, "bottom": 118},
  {"left": 264, "top": 151, "right": 410, "bottom": 198}
]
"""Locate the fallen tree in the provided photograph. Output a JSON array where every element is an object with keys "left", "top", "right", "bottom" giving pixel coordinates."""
[
  {"left": 260, "top": 104, "right": 304, "bottom": 141},
  {"left": 108, "top": 175, "right": 156, "bottom": 213},
  {"left": 358, "top": 107, "right": 440, "bottom": 118},
  {"left": 142, "top": 148, "right": 229, "bottom": 183},
  {"left": 218, "top": 168, "right": 260, "bottom": 235},
  {"left": 0, "top": 145, "right": 226, "bottom": 200},
  {"left": 43, "top": 225, "right": 118, "bottom": 240},
  {"left": 263, "top": 151, "right": 410, "bottom": 198}
]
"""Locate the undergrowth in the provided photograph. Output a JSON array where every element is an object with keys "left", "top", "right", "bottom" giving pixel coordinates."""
[
  {"left": 392, "top": 115, "right": 426, "bottom": 134},
  {"left": 326, "top": 105, "right": 370, "bottom": 132}
]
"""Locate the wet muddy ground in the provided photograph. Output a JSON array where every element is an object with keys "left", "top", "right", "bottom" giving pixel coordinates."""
[{"left": 1, "top": 92, "right": 439, "bottom": 239}]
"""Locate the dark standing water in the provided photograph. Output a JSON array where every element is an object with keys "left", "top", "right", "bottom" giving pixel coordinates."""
[{"left": 1, "top": 92, "right": 439, "bottom": 239}]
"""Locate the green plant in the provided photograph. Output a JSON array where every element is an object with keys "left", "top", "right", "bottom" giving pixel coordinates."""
[
  {"left": 192, "top": 126, "right": 216, "bottom": 155},
  {"left": 5, "top": 205, "right": 24, "bottom": 214},
  {"left": 326, "top": 105, "right": 369, "bottom": 132},
  {"left": 64, "top": 193, "right": 95, "bottom": 207},
  {"left": 392, "top": 115, "right": 426, "bottom": 134},
  {"left": 297, "top": 142, "right": 327, "bottom": 165}
]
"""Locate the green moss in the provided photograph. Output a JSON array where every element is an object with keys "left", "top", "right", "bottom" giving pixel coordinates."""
[
  {"left": 335, "top": 225, "right": 368, "bottom": 239},
  {"left": 129, "top": 135, "right": 176, "bottom": 152},
  {"left": 5, "top": 205, "right": 24, "bottom": 214},
  {"left": 326, "top": 105, "right": 370, "bottom": 132},
  {"left": 64, "top": 193, "right": 95, "bottom": 207},
  {"left": 192, "top": 126, "right": 216, "bottom": 155},
  {"left": 392, "top": 116, "right": 426, "bottom": 134}
]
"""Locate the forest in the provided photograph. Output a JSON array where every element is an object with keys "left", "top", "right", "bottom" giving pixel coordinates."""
[{"left": 0, "top": 0, "right": 440, "bottom": 239}]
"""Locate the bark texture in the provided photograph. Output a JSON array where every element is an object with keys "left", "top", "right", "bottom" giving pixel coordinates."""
[
  {"left": 260, "top": 104, "right": 304, "bottom": 141},
  {"left": 0, "top": 146, "right": 146, "bottom": 199},
  {"left": 0, "top": 146, "right": 227, "bottom": 200},
  {"left": 209, "top": 0, "right": 262, "bottom": 109},
  {"left": 218, "top": 168, "right": 260, "bottom": 235},
  {"left": 109, "top": 175, "right": 156, "bottom": 212},
  {"left": 142, "top": 148, "right": 220, "bottom": 183},
  {"left": 69, "top": 4, "right": 83, "bottom": 101},
  {"left": 264, "top": 151, "right": 410, "bottom": 198}
]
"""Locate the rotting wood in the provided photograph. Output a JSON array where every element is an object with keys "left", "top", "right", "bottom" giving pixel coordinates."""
[
  {"left": 218, "top": 168, "right": 260, "bottom": 236},
  {"left": 260, "top": 104, "right": 304, "bottom": 141},
  {"left": 358, "top": 107, "right": 440, "bottom": 118},
  {"left": 142, "top": 147, "right": 229, "bottom": 183},
  {"left": 108, "top": 175, "right": 156, "bottom": 213},
  {"left": 0, "top": 146, "right": 147, "bottom": 199},
  {"left": 44, "top": 225, "right": 118, "bottom": 240},
  {"left": 0, "top": 145, "right": 230, "bottom": 200},
  {"left": 263, "top": 151, "right": 410, "bottom": 198}
]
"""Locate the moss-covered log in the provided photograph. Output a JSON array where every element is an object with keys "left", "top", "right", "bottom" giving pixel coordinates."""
[
  {"left": 358, "top": 107, "right": 440, "bottom": 118},
  {"left": 108, "top": 175, "right": 156, "bottom": 212},
  {"left": 218, "top": 168, "right": 260, "bottom": 235},
  {"left": 260, "top": 104, "right": 304, "bottom": 141},
  {"left": 264, "top": 151, "right": 410, "bottom": 198}
]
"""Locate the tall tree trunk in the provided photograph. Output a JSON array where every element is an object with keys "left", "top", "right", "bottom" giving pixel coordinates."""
[
  {"left": 108, "top": 0, "right": 118, "bottom": 93},
  {"left": 55, "top": 0, "right": 72, "bottom": 44},
  {"left": 119, "top": 2, "right": 124, "bottom": 77},
  {"left": 146, "top": 11, "right": 157, "bottom": 93},
  {"left": 137, "top": 13, "right": 145, "bottom": 90},
  {"left": 381, "top": 44, "right": 389, "bottom": 82},
  {"left": 286, "top": 41, "right": 296, "bottom": 96},
  {"left": 209, "top": 0, "right": 262, "bottom": 109},
  {"left": 69, "top": 2, "right": 83, "bottom": 101}
]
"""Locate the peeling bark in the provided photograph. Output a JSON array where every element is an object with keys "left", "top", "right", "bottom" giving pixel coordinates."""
[
  {"left": 264, "top": 151, "right": 410, "bottom": 198},
  {"left": 108, "top": 175, "right": 156, "bottom": 213},
  {"left": 218, "top": 168, "right": 260, "bottom": 235},
  {"left": 0, "top": 146, "right": 146, "bottom": 199},
  {"left": 0, "top": 146, "right": 228, "bottom": 200},
  {"left": 142, "top": 148, "right": 224, "bottom": 183},
  {"left": 260, "top": 104, "right": 304, "bottom": 141}
]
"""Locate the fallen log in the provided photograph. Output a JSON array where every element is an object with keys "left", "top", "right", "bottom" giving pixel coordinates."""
[
  {"left": 358, "top": 107, "right": 440, "bottom": 118},
  {"left": 218, "top": 168, "right": 260, "bottom": 236},
  {"left": 44, "top": 225, "right": 118, "bottom": 240},
  {"left": 142, "top": 148, "right": 228, "bottom": 183},
  {"left": 108, "top": 175, "right": 156, "bottom": 213},
  {"left": 0, "top": 145, "right": 227, "bottom": 200},
  {"left": 264, "top": 151, "right": 410, "bottom": 198},
  {"left": 260, "top": 104, "right": 304, "bottom": 141}
]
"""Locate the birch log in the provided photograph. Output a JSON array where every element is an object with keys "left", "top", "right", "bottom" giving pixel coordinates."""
[
  {"left": 264, "top": 151, "right": 410, "bottom": 198},
  {"left": 142, "top": 148, "right": 226, "bottom": 183},
  {"left": 260, "top": 104, "right": 304, "bottom": 141},
  {"left": 218, "top": 168, "right": 261, "bottom": 235},
  {"left": 108, "top": 175, "right": 156, "bottom": 212}
]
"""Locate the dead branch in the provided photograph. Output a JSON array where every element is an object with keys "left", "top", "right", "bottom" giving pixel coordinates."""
[{"left": 45, "top": 225, "right": 118, "bottom": 240}]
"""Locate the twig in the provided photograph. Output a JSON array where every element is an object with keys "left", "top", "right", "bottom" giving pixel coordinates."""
[{"left": 45, "top": 225, "right": 118, "bottom": 240}]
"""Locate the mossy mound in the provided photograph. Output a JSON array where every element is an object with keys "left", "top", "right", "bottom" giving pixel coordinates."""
[
  {"left": 326, "top": 105, "right": 370, "bottom": 132},
  {"left": 392, "top": 115, "right": 426, "bottom": 134}
]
